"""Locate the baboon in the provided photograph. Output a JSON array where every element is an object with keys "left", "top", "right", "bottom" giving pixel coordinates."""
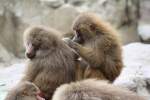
[
  {"left": 52, "top": 79, "right": 146, "bottom": 100},
  {"left": 5, "top": 26, "right": 76, "bottom": 100},
  {"left": 5, "top": 81, "right": 45, "bottom": 100},
  {"left": 65, "top": 12, "right": 123, "bottom": 82}
]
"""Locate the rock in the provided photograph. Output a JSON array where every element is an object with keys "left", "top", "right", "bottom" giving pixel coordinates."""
[
  {"left": 0, "top": 0, "right": 80, "bottom": 57},
  {"left": 40, "top": 0, "right": 64, "bottom": 8},
  {"left": 88, "top": 0, "right": 125, "bottom": 25},
  {"left": 67, "top": 0, "right": 86, "bottom": 6},
  {"left": 89, "top": 0, "right": 140, "bottom": 44},
  {"left": 119, "top": 25, "right": 140, "bottom": 44},
  {"left": 44, "top": 4, "right": 79, "bottom": 34},
  {"left": 0, "top": 62, "right": 25, "bottom": 100},
  {"left": 0, "top": 0, "right": 143, "bottom": 58},
  {"left": 114, "top": 43, "right": 150, "bottom": 98},
  {"left": 140, "top": 0, "right": 150, "bottom": 23},
  {"left": 0, "top": 8, "right": 28, "bottom": 58},
  {"left": 138, "top": 0, "right": 150, "bottom": 43},
  {"left": 0, "top": 43, "right": 14, "bottom": 63},
  {"left": 138, "top": 24, "right": 150, "bottom": 42}
]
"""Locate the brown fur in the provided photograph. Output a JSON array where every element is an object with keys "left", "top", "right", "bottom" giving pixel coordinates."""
[
  {"left": 66, "top": 12, "right": 123, "bottom": 82},
  {"left": 52, "top": 79, "right": 146, "bottom": 100},
  {"left": 5, "top": 81, "right": 42, "bottom": 100},
  {"left": 6, "top": 26, "right": 76, "bottom": 100}
]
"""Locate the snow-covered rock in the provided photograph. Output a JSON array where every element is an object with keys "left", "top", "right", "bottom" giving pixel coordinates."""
[
  {"left": 139, "top": 0, "right": 150, "bottom": 43},
  {"left": 40, "top": 0, "right": 65, "bottom": 8},
  {"left": 138, "top": 24, "right": 150, "bottom": 42},
  {"left": 114, "top": 43, "right": 150, "bottom": 98},
  {"left": 0, "top": 62, "right": 25, "bottom": 100}
]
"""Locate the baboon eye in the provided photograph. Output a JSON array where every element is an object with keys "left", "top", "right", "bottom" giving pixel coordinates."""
[
  {"left": 35, "top": 46, "right": 40, "bottom": 51},
  {"left": 90, "top": 24, "right": 95, "bottom": 31},
  {"left": 31, "top": 43, "right": 40, "bottom": 50},
  {"left": 76, "top": 30, "right": 82, "bottom": 37}
]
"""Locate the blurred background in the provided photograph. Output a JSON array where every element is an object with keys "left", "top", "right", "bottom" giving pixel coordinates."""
[
  {"left": 0, "top": 0, "right": 150, "bottom": 60},
  {"left": 0, "top": 0, "right": 150, "bottom": 99}
]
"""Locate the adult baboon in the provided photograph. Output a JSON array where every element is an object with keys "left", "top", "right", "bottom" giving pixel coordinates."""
[{"left": 5, "top": 26, "right": 76, "bottom": 100}]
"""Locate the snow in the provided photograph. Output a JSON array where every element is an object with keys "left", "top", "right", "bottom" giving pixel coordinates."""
[
  {"left": 114, "top": 43, "right": 150, "bottom": 98},
  {"left": 0, "top": 63, "right": 25, "bottom": 100},
  {"left": 138, "top": 24, "right": 150, "bottom": 41}
]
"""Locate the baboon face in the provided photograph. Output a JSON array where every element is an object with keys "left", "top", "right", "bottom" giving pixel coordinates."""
[
  {"left": 72, "top": 28, "right": 84, "bottom": 44},
  {"left": 72, "top": 17, "right": 96, "bottom": 44},
  {"left": 24, "top": 27, "right": 57, "bottom": 59}
]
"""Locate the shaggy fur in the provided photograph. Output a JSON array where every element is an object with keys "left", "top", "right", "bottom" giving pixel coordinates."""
[
  {"left": 5, "top": 26, "right": 76, "bottom": 100},
  {"left": 5, "top": 81, "right": 42, "bottom": 100},
  {"left": 52, "top": 79, "right": 146, "bottom": 100},
  {"left": 66, "top": 12, "right": 123, "bottom": 82}
]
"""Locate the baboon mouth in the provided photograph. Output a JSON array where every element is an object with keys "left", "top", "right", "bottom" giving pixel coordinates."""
[
  {"left": 36, "top": 91, "right": 45, "bottom": 100},
  {"left": 26, "top": 53, "right": 35, "bottom": 59}
]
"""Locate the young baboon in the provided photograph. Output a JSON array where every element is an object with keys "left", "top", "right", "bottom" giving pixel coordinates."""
[
  {"left": 5, "top": 26, "right": 77, "bottom": 100},
  {"left": 65, "top": 12, "right": 123, "bottom": 82},
  {"left": 5, "top": 81, "right": 45, "bottom": 100},
  {"left": 52, "top": 79, "right": 146, "bottom": 100}
]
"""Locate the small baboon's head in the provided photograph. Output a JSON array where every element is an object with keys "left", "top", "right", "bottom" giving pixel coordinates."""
[
  {"left": 18, "top": 82, "right": 40, "bottom": 96},
  {"left": 5, "top": 81, "right": 45, "bottom": 100},
  {"left": 72, "top": 13, "right": 102, "bottom": 44}
]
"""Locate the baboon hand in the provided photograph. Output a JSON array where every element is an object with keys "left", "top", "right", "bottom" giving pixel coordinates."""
[
  {"left": 65, "top": 39, "right": 79, "bottom": 50},
  {"left": 63, "top": 38, "right": 78, "bottom": 48},
  {"left": 62, "top": 37, "right": 71, "bottom": 43}
]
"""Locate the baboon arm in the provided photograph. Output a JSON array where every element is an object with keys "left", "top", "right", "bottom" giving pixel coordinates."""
[
  {"left": 21, "top": 65, "right": 40, "bottom": 82},
  {"left": 77, "top": 46, "right": 102, "bottom": 67},
  {"left": 21, "top": 73, "right": 35, "bottom": 82},
  {"left": 70, "top": 42, "right": 103, "bottom": 68},
  {"left": 4, "top": 91, "right": 17, "bottom": 100}
]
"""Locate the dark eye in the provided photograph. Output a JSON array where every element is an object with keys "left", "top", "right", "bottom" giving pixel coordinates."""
[
  {"left": 90, "top": 24, "right": 96, "bottom": 31},
  {"left": 76, "top": 30, "right": 82, "bottom": 37},
  {"left": 76, "top": 29, "right": 80, "bottom": 34},
  {"left": 32, "top": 42, "right": 41, "bottom": 50}
]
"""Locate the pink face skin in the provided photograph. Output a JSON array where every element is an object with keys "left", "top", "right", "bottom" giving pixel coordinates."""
[
  {"left": 36, "top": 95, "right": 45, "bottom": 100},
  {"left": 36, "top": 90, "right": 45, "bottom": 100},
  {"left": 25, "top": 43, "right": 36, "bottom": 59}
]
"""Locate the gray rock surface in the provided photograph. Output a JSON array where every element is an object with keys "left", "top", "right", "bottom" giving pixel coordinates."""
[
  {"left": 138, "top": 24, "right": 150, "bottom": 42},
  {"left": 0, "top": 8, "right": 27, "bottom": 57},
  {"left": 0, "top": 62, "right": 25, "bottom": 100},
  {"left": 138, "top": 0, "right": 150, "bottom": 43},
  {"left": 40, "top": 0, "right": 65, "bottom": 8},
  {"left": 0, "top": 43, "right": 14, "bottom": 63}
]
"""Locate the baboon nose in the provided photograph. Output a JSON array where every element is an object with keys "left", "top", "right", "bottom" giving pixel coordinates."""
[{"left": 26, "top": 52, "right": 35, "bottom": 59}]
